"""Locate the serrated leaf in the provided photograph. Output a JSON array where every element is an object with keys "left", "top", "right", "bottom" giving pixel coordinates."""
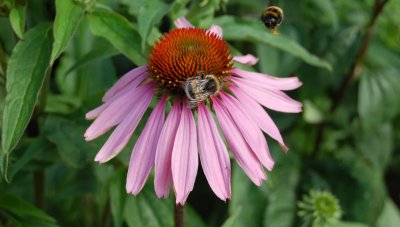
[
  {"left": 137, "top": 0, "right": 170, "bottom": 50},
  {"left": 50, "top": 0, "right": 85, "bottom": 64},
  {"left": 213, "top": 16, "right": 332, "bottom": 70},
  {"left": 1, "top": 22, "right": 52, "bottom": 155},
  {"left": 9, "top": 4, "right": 25, "bottom": 39},
  {"left": 88, "top": 11, "right": 146, "bottom": 65}
]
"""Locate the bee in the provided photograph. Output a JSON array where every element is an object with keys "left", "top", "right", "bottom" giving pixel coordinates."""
[
  {"left": 182, "top": 71, "right": 222, "bottom": 108},
  {"left": 261, "top": 5, "right": 284, "bottom": 35}
]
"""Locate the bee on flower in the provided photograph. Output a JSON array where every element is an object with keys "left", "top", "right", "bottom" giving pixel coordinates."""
[{"left": 84, "top": 17, "right": 302, "bottom": 205}]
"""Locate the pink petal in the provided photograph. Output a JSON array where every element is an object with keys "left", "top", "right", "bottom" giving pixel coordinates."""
[
  {"left": 84, "top": 83, "right": 155, "bottom": 141},
  {"left": 126, "top": 94, "right": 168, "bottom": 195},
  {"left": 231, "top": 68, "right": 302, "bottom": 91},
  {"left": 197, "top": 104, "right": 231, "bottom": 201},
  {"left": 174, "top": 17, "right": 194, "bottom": 28},
  {"left": 211, "top": 97, "right": 266, "bottom": 186},
  {"left": 230, "top": 77, "right": 302, "bottom": 113},
  {"left": 86, "top": 105, "right": 107, "bottom": 120},
  {"left": 85, "top": 74, "right": 148, "bottom": 120},
  {"left": 230, "top": 85, "right": 288, "bottom": 152},
  {"left": 93, "top": 87, "right": 154, "bottom": 163},
  {"left": 219, "top": 92, "right": 274, "bottom": 171},
  {"left": 172, "top": 102, "right": 198, "bottom": 205},
  {"left": 233, "top": 54, "right": 259, "bottom": 66},
  {"left": 154, "top": 100, "right": 182, "bottom": 198},
  {"left": 207, "top": 25, "right": 223, "bottom": 38},
  {"left": 103, "top": 66, "right": 148, "bottom": 102}
]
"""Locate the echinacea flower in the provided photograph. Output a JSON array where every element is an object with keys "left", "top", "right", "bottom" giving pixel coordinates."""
[{"left": 85, "top": 17, "right": 302, "bottom": 205}]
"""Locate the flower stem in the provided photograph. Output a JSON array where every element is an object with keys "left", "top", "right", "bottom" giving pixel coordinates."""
[
  {"left": 313, "top": 0, "right": 390, "bottom": 156},
  {"left": 175, "top": 203, "right": 184, "bottom": 227}
]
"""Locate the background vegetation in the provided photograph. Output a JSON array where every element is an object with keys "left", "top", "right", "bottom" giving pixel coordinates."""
[{"left": 0, "top": 0, "right": 399, "bottom": 226}]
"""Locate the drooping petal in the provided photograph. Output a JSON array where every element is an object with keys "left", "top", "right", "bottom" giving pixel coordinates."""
[
  {"left": 174, "top": 17, "right": 194, "bottom": 28},
  {"left": 197, "top": 104, "right": 231, "bottom": 201},
  {"left": 171, "top": 102, "right": 198, "bottom": 204},
  {"left": 230, "top": 85, "right": 288, "bottom": 152},
  {"left": 233, "top": 54, "right": 259, "bottom": 66},
  {"left": 154, "top": 101, "right": 182, "bottom": 198},
  {"left": 230, "top": 77, "right": 302, "bottom": 113},
  {"left": 207, "top": 25, "right": 223, "bottom": 38},
  {"left": 231, "top": 68, "right": 302, "bottom": 91},
  {"left": 212, "top": 97, "right": 266, "bottom": 186},
  {"left": 86, "top": 72, "right": 148, "bottom": 120},
  {"left": 86, "top": 104, "right": 107, "bottom": 120},
  {"left": 126, "top": 94, "right": 168, "bottom": 195},
  {"left": 219, "top": 92, "right": 274, "bottom": 171},
  {"left": 84, "top": 83, "right": 155, "bottom": 141},
  {"left": 103, "top": 66, "right": 148, "bottom": 102},
  {"left": 93, "top": 87, "right": 155, "bottom": 163}
]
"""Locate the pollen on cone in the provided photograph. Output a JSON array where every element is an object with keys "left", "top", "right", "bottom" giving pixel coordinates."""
[{"left": 148, "top": 28, "right": 233, "bottom": 91}]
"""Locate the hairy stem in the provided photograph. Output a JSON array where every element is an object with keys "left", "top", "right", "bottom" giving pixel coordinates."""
[{"left": 313, "top": 0, "right": 389, "bottom": 155}]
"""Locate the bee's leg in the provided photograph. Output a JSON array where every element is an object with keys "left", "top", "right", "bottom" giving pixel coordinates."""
[{"left": 189, "top": 99, "right": 199, "bottom": 109}]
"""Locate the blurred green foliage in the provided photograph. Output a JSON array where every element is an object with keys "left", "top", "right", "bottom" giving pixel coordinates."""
[{"left": 0, "top": 0, "right": 399, "bottom": 226}]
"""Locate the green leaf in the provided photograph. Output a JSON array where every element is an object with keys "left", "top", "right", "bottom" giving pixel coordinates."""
[
  {"left": 221, "top": 207, "right": 242, "bottom": 227},
  {"left": 50, "top": 0, "right": 85, "bottom": 64},
  {"left": 124, "top": 186, "right": 174, "bottom": 227},
  {"left": 88, "top": 11, "right": 146, "bottom": 65},
  {"left": 264, "top": 152, "right": 301, "bottom": 227},
  {"left": 184, "top": 205, "right": 207, "bottom": 227},
  {"left": 229, "top": 163, "right": 267, "bottom": 227},
  {"left": 43, "top": 116, "right": 93, "bottom": 168},
  {"left": 9, "top": 136, "right": 50, "bottom": 181},
  {"left": 109, "top": 168, "right": 126, "bottom": 227},
  {"left": 0, "top": 193, "right": 57, "bottom": 224},
  {"left": 64, "top": 40, "right": 118, "bottom": 76},
  {"left": 376, "top": 198, "right": 400, "bottom": 227},
  {"left": 358, "top": 43, "right": 400, "bottom": 128},
  {"left": 1, "top": 22, "right": 52, "bottom": 154},
  {"left": 213, "top": 16, "right": 332, "bottom": 71},
  {"left": 358, "top": 69, "right": 400, "bottom": 128},
  {"left": 137, "top": 0, "right": 170, "bottom": 50},
  {"left": 313, "top": 0, "right": 339, "bottom": 29},
  {"left": 9, "top": 4, "right": 25, "bottom": 39},
  {"left": 354, "top": 123, "right": 393, "bottom": 173},
  {"left": 331, "top": 221, "right": 368, "bottom": 227}
]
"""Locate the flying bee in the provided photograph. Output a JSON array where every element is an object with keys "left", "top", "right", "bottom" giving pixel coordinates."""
[
  {"left": 182, "top": 71, "right": 222, "bottom": 108},
  {"left": 261, "top": 5, "right": 284, "bottom": 35}
]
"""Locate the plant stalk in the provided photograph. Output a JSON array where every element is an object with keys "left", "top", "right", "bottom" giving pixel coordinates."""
[{"left": 175, "top": 203, "right": 184, "bottom": 227}]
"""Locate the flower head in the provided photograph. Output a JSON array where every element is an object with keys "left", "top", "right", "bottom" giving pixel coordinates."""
[
  {"left": 298, "top": 190, "right": 343, "bottom": 226},
  {"left": 85, "top": 17, "right": 302, "bottom": 204}
]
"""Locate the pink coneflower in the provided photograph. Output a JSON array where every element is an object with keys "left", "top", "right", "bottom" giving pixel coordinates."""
[{"left": 85, "top": 17, "right": 302, "bottom": 205}]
